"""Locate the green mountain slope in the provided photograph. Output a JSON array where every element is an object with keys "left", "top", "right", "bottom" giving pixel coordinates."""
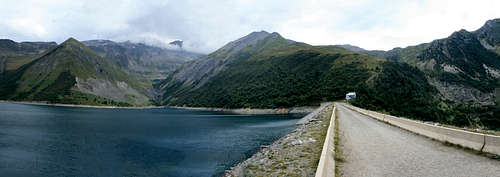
[
  {"left": 161, "top": 32, "right": 443, "bottom": 120},
  {"left": 160, "top": 31, "right": 295, "bottom": 101},
  {"left": 161, "top": 30, "right": 500, "bottom": 129},
  {"left": 166, "top": 45, "right": 381, "bottom": 108},
  {"left": 0, "top": 38, "right": 151, "bottom": 106},
  {"left": 350, "top": 62, "right": 444, "bottom": 122},
  {"left": 340, "top": 18, "right": 500, "bottom": 106},
  {"left": 476, "top": 19, "right": 500, "bottom": 54},
  {"left": 83, "top": 40, "right": 203, "bottom": 81},
  {"left": 0, "top": 39, "right": 57, "bottom": 73}
]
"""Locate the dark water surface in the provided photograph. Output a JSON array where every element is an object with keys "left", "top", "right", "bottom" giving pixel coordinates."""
[{"left": 0, "top": 102, "right": 302, "bottom": 177}]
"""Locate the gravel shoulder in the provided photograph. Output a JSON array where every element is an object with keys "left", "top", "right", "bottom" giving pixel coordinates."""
[
  {"left": 224, "top": 103, "right": 333, "bottom": 176},
  {"left": 337, "top": 104, "right": 500, "bottom": 177}
]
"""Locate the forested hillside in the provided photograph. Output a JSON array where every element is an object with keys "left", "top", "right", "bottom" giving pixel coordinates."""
[
  {"left": 162, "top": 30, "right": 500, "bottom": 130},
  {"left": 341, "top": 19, "right": 500, "bottom": 107}
]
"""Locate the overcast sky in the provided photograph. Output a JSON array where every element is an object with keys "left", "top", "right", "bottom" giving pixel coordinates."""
[{"left": 1, "top": 0, "right": 500, "bottom": 53}]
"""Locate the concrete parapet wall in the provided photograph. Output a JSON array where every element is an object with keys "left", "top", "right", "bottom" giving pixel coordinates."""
[
  {"left": 485, "top": 134, "right": 500, "bottom": 155},
  {"left": 315, "top": 106, "right": 336, "bottom": 177},
  {"left": 342, "top": 103, "right": 500, "bottom": 156}
]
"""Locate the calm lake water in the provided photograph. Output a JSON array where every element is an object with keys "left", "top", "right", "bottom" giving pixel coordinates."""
[{"left": 0, "top": 102, "right": 302, "bottom": 177}]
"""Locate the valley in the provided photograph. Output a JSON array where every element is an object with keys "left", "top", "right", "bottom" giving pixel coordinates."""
[
  {"left": 0, "top": 38, "right": 201, "bottom": 106},
  {"left": 1, "top": 2, "right": 500, "bottom": 176},
  {"left": 0, "top": 19, "right": 499, "bottom": 131}
]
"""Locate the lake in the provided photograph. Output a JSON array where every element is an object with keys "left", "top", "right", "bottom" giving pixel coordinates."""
[{"left": 0, "top": 102, "right": 303, "bottom": 177}]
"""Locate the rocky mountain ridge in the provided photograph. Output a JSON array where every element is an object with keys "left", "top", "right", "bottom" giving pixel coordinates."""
[
  {"left": 0, "top": 39, "right": 57, "bottom": 73},
  {"left": 0, "top": 38, "right": 151, "bottom": 106},
  {"left": 160, "top": 31, "right": 295, "bottom": 100},
  {"left": 338, "top": 18, "right": 500, "bottom": 106},
  {"left": 83, "top": 39, "right": 203, "bottom": 81}
]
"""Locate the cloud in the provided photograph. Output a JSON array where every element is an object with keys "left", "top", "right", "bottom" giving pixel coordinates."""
[
  {"left": 278, "top": 0, "right": 500, "bottom": 50},
  {"left": 0, "top": 0, "right": 500, "bottom": 53}
]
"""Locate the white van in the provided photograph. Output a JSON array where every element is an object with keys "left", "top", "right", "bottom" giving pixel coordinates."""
[{"left": 346, "top": 92, "right": 356, "bottom": 100}]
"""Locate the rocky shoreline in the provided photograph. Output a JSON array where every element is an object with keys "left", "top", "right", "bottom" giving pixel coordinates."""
[
  {"left": 169, "top": 105, "right": 317, "bottom": 115},
  {"left": 0, "top": 100, "right": 318, "bottom": 114},
  {"left": 224, "top": 103, "right": 333, "bottom": 176}
]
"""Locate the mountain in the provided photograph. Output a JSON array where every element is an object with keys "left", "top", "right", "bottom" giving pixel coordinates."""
[
  {"left": 339, "top": 19, "right": 500, "bottom": 106},
  {"left": 169, "top": 40, "right": 183, "bottom": 48},
  {"left": 160, "top": 31, "right": 443, "bottom": 121},
  {"left": 82, "top": 40, "right": 202, "bottom": 81},
  {"left": 160, "top": 31, "right": 293, "bottom": 95},
  {"left": 475, "top": 19, "right": 500, "bottom": 55},
  {"left": 0, "top": 38, "right": 151, "bottom": 106},
  {"left": 0, "top": 39, "right": 57, "bottom": 73},
  {"left": 335, "top": 44, "right": 367, "bottom": 52}
]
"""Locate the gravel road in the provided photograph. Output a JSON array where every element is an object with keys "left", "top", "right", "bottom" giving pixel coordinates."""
[{"left": 337, "top": 104, "right": 500, "bottom": 177}]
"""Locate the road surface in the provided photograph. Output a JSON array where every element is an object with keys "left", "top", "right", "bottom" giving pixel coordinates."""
[{"left": 337, "top": 104, "right": 500, "bottom": 177}]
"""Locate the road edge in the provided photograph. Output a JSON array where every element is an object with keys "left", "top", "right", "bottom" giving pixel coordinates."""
[
  {"left": 341, "top": 103, "right": 500, "bottom": 156},
  {"left": 315, "top": 105, "right": 336, "bottom": 177}
]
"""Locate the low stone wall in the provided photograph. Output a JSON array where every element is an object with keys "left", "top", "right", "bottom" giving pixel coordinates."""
[
  {"left": 342, "top": 103, "right": 500, "bottom": 156},
  {"left": 314, "top": 106, "right": 336, "bottom": 177}
]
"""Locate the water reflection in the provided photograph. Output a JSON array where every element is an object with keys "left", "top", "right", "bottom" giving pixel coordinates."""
[{"left": 0, "top": 102, "right": 302, "bottom": 177}]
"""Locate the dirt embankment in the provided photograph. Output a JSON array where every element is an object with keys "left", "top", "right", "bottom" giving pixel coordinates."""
[{"left": 224, "top": 103, "right": 333, "bottom": 176}]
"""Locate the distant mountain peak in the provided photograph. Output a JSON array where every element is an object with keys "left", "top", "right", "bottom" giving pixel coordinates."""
[
  {"left": 244, "top": 31, "right": 286, "bottom": 41},
  {"left": 448, "top": 29, "right": 474, "bottom": 39},
  {"left": 485, "top": 18, "right": 500, "bottom": 25},
  {"left": 477, "top": 18, "right": 500, "bottom": 32},
  {"left": 61, "top": 37, "right": 82, "bottom": 46},
  {"left": 82, "top": 39, "right": 115, "bottom": 46},
  {"left": 249, "top": 30, "right": 270, "bottom": 35},
  {"left": 169, "top": 40, "right": 183, "bottom": 48},
  {"left": 475, "top": 18, "right": 500, "bottom": 48},
  {"left": 0, "top": 39, "right": 19, "bottom": 50},
  {"left": 239, "top": 31, "right": 272, "bottom": 41},
  {"left": 64, "top": 37, "right": 78, "bottom": 42},
  {"left": 210, "top": 31, "right": 291, "bottom": 59},
  {"left": 336, "top": 44, "right": 367, "bottom": 52},
  {"left": 42, "top": 38, "right": 98, "bottom": 63},
  {"left": 0, "top": 39, "right": 57, "bottom": 64},
  {"left": 0, "top": 39, "right": 16, "bottom": 43}
]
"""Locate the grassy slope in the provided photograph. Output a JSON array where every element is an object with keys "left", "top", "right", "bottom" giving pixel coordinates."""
[
  {"left": 376, "top": 30, "right": 500, "bottom": 93},
  {"left": 163, "top": 33, "right": 500, "bottom": 129},
  {"left": 351, "top": 62, "right": 443, "bottom": 121},
  {"left": 5, "top": 56, "right": 42, "bottom": 71},
  {"left": 32, "top": 71, "right": 132, "bottom": 106},
  {"left": 0, "top": 40, "right": 57, "bottom": 71},
  {"left": 160, "top": 33, "right": 295, "bottom": 102},
  {"left": 354, "top": 29, "right": 500, "bottom": 130},
  {"left": 351, "top": 62, "right": 500, "bottom": 130},
  {"left": 0, "top": 39, "right": 144, "bottom": 106},
  {"left": 164, "top": 42, "right": 438, "bottom": 111}
]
